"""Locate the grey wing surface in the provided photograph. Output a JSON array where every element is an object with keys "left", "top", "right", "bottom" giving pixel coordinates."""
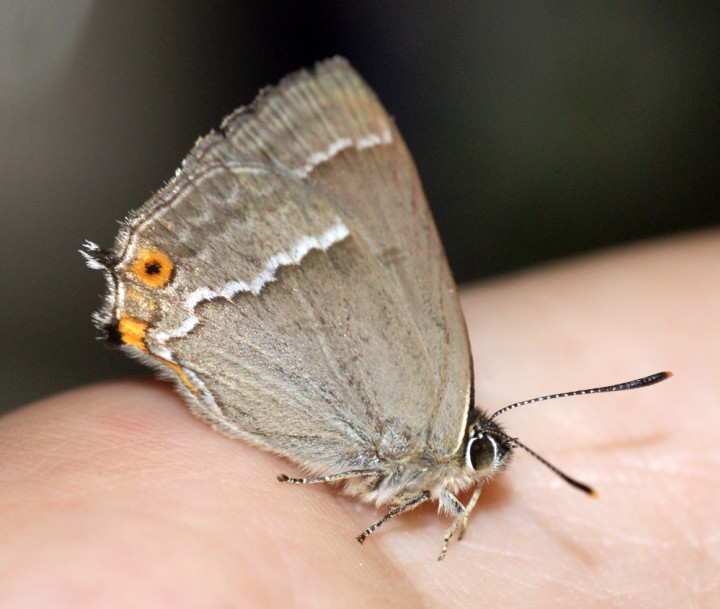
[
  {"left": 199, "top": 58, "right": 473, "bottom": 456},
  {"left": 120, "top": 59, "right": 472, "bottom": 473}
]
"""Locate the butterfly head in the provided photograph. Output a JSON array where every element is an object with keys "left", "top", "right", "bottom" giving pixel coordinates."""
[{"left": 463, "top": 413, "right": 513, "bottom": 479}]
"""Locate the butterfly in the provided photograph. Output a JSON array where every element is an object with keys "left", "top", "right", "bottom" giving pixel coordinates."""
[{"left": 83, "top": 58, "right": 671, "bottom": 559}]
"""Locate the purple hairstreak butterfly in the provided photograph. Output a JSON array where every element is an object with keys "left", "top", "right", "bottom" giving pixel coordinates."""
[{"left": 83, "top": 57, "right": 671, "bottom": 559}]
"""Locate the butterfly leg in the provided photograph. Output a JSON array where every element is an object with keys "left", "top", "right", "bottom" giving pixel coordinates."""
[
  {"left": 457, "top": 485, "right": 482, "bottom": 542},
  {"left": 278, "top": 469, "right": 383, "bottom": 485},
  {"left": 356, "top": 491, "right": 432, "bottom": 544},
  {"left": 438, "top": 489, "right": 475, "bottom": 561}
]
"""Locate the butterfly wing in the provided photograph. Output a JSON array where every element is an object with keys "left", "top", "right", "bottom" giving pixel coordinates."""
[{"left": 93, "top": 59, "right": 471, "bottom": 475}]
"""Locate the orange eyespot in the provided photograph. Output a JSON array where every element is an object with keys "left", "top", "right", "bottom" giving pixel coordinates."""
[{"left": 130, "top": 249, "right": 174, "bottom": 288}]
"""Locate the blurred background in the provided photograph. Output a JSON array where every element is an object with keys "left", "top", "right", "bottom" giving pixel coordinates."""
[{"left": 1, "top": 2, "right": 718, "bottom": 412}]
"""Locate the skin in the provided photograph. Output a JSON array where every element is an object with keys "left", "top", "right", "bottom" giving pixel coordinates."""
[{"left": 0, "top": 230, "right": 718, "bottom": 608}]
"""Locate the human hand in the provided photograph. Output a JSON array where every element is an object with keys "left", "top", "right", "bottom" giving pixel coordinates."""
[{"left": 1, "top": 230, "right": 716, "bottom": 608}]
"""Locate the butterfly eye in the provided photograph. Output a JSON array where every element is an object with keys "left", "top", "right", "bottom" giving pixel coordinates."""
[{"left": 466, "top": 433, "right": 500, "bottom": 473}]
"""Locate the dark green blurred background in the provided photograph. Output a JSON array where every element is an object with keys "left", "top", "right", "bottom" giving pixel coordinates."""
[{"left": 1, "top": 2, "right": 718, "bottom": 412}]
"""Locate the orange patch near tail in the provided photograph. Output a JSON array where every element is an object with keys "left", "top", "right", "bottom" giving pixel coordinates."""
[
  {"left": 117, "top": 314, "right": 198, "bottom": 396},
  {"left": 117, "top": 315, "right": 149, "bottom": 350}
]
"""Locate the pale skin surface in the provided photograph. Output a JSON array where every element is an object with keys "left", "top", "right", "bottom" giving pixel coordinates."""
[{"left": 0, "top": 230, "right": 718, "bottom": 608}]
